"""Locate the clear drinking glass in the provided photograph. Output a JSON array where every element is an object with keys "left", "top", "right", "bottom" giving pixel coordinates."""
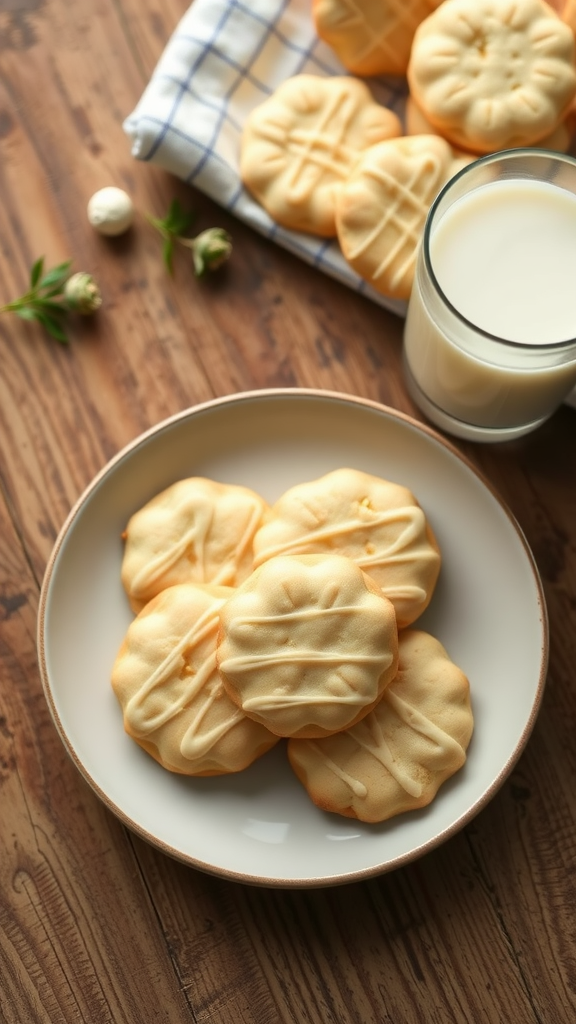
[{"left": 403, "top": 149, "right": 576, "bottom": 442}]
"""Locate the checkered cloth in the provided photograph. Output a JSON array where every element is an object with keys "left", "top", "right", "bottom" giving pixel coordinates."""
[
  {"left": 123, "top": 0, "right": 408, "bottom": 318},
  {"left": 124, "top": 0, "right": 576, "bottom": 411}
]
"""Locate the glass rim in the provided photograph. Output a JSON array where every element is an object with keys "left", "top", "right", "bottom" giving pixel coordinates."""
[{"left": 422, "top": 147, "right": 576, "bottom": 353}]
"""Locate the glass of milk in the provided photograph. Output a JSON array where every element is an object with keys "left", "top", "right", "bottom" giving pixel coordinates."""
[{"left": 403, "top": 149, "right": 576, "bottom": 442}]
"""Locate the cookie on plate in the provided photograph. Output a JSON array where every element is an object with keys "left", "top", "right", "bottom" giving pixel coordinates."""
[
  {"left": 121, "top": 477, "right": 270, "bottom": 613},
  {"left": 253, "top": 468, "right": 441, "bottom": 627},
  {"left": 288, "top": 629, "right": 474, "bottom": 823},
  {"left": 216, "top": 553, "right": 399, "bottom": 739},
  {"left": 111, "top": 583, "right": 279, "bottom": 776},
  {"left": 240, "top": 74, "right": 402, "bottom": 236},
  {"left": 335, "top": 134, "right": 466, "bottom": 300},
  {"left": 312, "top": 0, "right": 442, "bottom": 77},
  {"left": 407, "top": 0, "right": 576, "bottom": 154}
]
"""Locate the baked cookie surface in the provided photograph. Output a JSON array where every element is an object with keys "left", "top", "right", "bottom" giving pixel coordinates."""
[
  {"left": 288, "top": 629, "right": 474, "bottom": 822},
  {"left": 216, "top": 553, "right": 399, "bottom": 739},
  {"left": 407, "top": 0, "right": 576, "bottom": 154},
  {"left": 336, "top": 134, "right": 461, "bottom": 300},
  {"left": 404, "top": 94, "right": 573, "bottom": 153},
  {"left": 253, "top": 468, "right": 440, "bottom": 628},
  {"left": 312, "top": 0, "right": 441, "bottom": 77},
  {"left": 111, "top": 583, "right": 279, "bottom": 776},
  {"left": 121, "top": 477, "right": 269, "bottom": 613},
  {"left": 240, "top": 74, "right": 401, "bottom": 237}
]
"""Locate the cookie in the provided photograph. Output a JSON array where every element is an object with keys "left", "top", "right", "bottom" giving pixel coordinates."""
[
  {"left": 407, "top": 0, "right": 576, "bottom": 154},
  {"left": 216, "top": 553, "right": 399, "bottom": 740},
  {"left": 254, "top": 468, "right": 441, "bottom": 626},
  {"left": 288, "top": 629, "right": 474, "bottom": 823},
  {"left": 335, "top": 134, "right": 464, "bottom": 300},
  {"left": 547, "top": 0, "right": 576, "bottom": 35},
  {"left": 405, "top": 93, "right": 573, "bottom": 153},
  {"left": 312, "top": 0, "right": 442, "bottom": 77},
  {"left": 121, "top": 477, "right": 270, "bottom": 613},
  {"left": 240, "top": 74, "right": 402, "bottom": 236},
  {"left": 111, "top": 583, "right": 279, "bottom": 776}
]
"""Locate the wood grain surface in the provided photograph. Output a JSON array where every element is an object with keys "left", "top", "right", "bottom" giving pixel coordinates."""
[{"left": 1, "top": 2, "right": 576, "bottom": 1022}]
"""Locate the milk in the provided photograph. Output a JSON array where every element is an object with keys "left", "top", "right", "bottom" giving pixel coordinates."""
[{"left": 404, "top": 168, "right": 576, "bottom": 437}]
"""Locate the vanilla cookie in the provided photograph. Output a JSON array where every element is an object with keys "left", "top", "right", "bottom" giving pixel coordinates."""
[
  {"left": 121, "top": 477, "right": 270, "bottom": 613},
  {"left": 240, "top": 74, "right": 402, "bottom": 236},
  {"left": 547, "top": 0, "right": 576, "bottom": 36},
  {"left": 253, "top": 469, "right": 440, "bottom": 626},
  {"left": 336, "top": 134, "right": 464, "bottom": 300},
  {"left": 312, "top": 0, "right": 442, "bottom": 77},
  {"left": 288, "top": 629, "right": 473, "bottom": 823},
  {"left": 405, "top": 93, "right": 573, "bottom": 153},
  {"left": 216, "top": 554, "right": 399, "bottom": 740},
  {"left": 407, "top": 0, "right": 576, "bottom": 154},
  {"left": 111, "top": 583, "right": 279, "bottom": 776}
]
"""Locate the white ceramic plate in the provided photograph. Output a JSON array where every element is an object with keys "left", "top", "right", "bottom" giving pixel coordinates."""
[{"left": 37, "top": 390, "right": 548, "bottom": 887}]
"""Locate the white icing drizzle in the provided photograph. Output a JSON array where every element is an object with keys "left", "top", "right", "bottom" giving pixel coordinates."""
[
  {"left": 253, "top": 506, "right": 433, "bottom": 573},
  {"left": 384, "top": 690, "right": 466, "bottom": 771},
  {"left": 242, "top": 687, "right": 378, "bottom": 713},
  {"left": 317, "top": 689, "right": 466, "bottom": 800},
  {"left": 264, "top": 87, "right": 359, "bottom": 197},
  {"left": 130, "top": 494, "right": 262, "bottom": 595},
  {"left": 220, "top": 603, "right": 393, "bottom": 710},
  {"left": 351, "top": 711, "right": 424, "bottom": 798},
  {"left": 179, "top": 685, "right": 246, "bottom": 758},
  {"left": 125, "top": 598, "right": 227, "bottom": 736},
  {"left": 308, "top": 742, "right": 368, "bottom": 799}
]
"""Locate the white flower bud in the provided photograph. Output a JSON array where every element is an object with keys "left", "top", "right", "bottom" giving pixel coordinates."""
[
  {"left": 64, "top": 272, "right": 102, "bottom": 314},
  {"left": 87, "top": 186, "right": 134, "bottom": 236}
]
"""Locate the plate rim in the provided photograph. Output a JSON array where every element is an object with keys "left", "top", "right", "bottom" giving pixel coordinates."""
[{"left": 36, "top": 388, "right": 549, "bottom": 887}]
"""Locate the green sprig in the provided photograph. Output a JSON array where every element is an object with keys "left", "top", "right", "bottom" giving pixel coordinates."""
[
  {"left": 147, "top": 199, "right": 232, "bottom": 277},
  {"left": 146, "top": 199, "right": 196, "bottom": 274},
  {"left": 0, "top": 257, "right": 73, "bottom": 343},
  {"left": 0, "top": 259, "right": 102, "bottom": 344}
]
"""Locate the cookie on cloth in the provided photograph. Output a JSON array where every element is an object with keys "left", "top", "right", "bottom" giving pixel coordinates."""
[
  {"left": 121, "top": 477, "right": 270, "bottom": 613},
  {"left": 240, "top": 74, "right": 402, "bottom": 237},
  {"left": 547, "top": 0, "right": 576, "bottom": 36},
  {"left": 111, "top": 583, "right": 279, "bottom": 776},
  {"left": 312, "top": 0, "right": 442, "bottom": 77},
  {"left": 404, "top": 93, "right": 573, "bottom": 153},
  {"left": 288, "top": 629, "right": 474, "bottom": 823},
  {"left": 216, "top": 553, "right": 399, "bottom": 740},
  {"left": 253, "top": 468, "right": 441, "bottom": 627},
  {"left": 407, "top": 0, "right": 576, "bottom": 154},
  {"left": 335, "top": 134, "right": 464, "bottom": 300}
]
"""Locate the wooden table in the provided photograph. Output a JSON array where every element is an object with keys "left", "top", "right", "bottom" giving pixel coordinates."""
[{"left": 2, "top": 2, "right": 576, "bottom": 1021}]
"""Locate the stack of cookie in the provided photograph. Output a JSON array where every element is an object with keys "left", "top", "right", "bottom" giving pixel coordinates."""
[
  {"left": 111, "top": 468, "right": 474, "bottom": 824},
  {"left": 240, "top": 0, "right": 576, "bottom": 301}
]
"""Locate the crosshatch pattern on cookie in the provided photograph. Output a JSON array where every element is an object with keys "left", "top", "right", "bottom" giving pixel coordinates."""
[
  {"left": 312, "top": 0, "right": 441, "bottom": 76},
  {"left": 240, "top": 76, "right": 401, "bottom": 234},
  {"left": 336, "top": 137, "right": 455, "bottom": 299}
]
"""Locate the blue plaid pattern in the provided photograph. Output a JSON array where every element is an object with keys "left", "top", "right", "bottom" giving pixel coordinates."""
[{"left": 123, "top": 0, "right": 409, "bottom": 318}]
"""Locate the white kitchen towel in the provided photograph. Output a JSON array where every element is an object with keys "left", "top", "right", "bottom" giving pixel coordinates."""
[{"left": 124, "top": 0, "right": 576, "bottom": 411}]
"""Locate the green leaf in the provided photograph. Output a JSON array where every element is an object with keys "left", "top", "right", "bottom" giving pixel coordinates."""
[
  {"left": 39, "top": 260, "right": 73, "bottom": 291},
  {"left": 157, "top": 198, "right": 196, "bottom": 238},
  {"left": 35, "top": 310, "right": 69, "bottom": 344},
  {"left": 42, "top": 284, "right": 69, "bottom": 299},
  {"left": 15, "top": 306, "right": 38, "bottom": 321},
  {"left": 30, "top": 257, "right": 44, "bottom": 288}
]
